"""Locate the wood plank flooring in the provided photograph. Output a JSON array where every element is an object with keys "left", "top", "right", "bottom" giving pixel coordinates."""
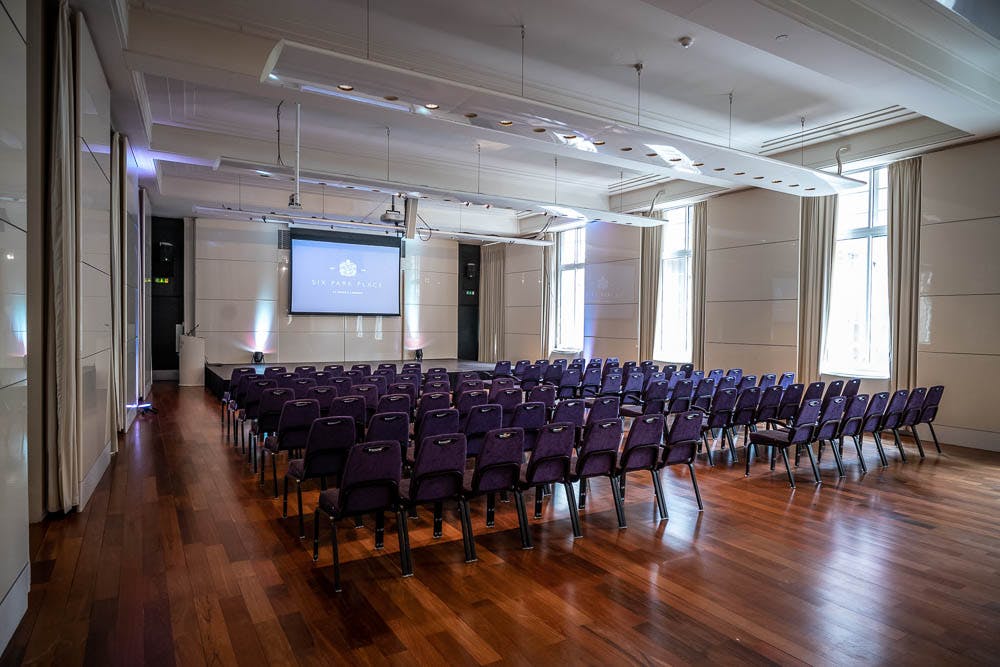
[{"left": 3, "top": 383, "right": 999, "bottom": 666}]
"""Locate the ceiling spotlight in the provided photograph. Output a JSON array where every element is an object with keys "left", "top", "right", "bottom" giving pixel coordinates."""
[
  {"left": 775, "top": 34, "right": 789, "bottom": 42},
  {"left": 646, "top": 152, "right": 658, "bottom": 157},
  {"left": 805, "top": 187, "right": 815, "bottom": 191},
  {"left": 734, "top": 171, "right": 746, "bottom": 175},
  {"left": 384, "top": 95, "right": 399, "bottom": 101},
  {"left": 692, "top": 162, "right": 704, "bottom": 166},
  {"left": 593, "top": 140, "right": 605, "bottom": 146},
  {"left": 713, "top": 167, "right": 725, "bottom": 171},
  {"left": 789, "top": 183, "right": 800, "bottom": 188},
  {"left": 498, "top": 120, "right": 513, "bottom": 126},
  {"left": 563, "top": 134, "right": 577, "bottom": 140},
  {"left": 337, "top": 84, "right": 354, "bottom": 91},
  {"left": 678, "top": 36, "right": 694, "bottom": 48},
  {"left": 532, "top": 127, "right": 546, "bottom": 133},
  {"left": 771, "top": 179, "right": 782, "bottom": 183},
  {"left": 424, "top": 103, "right": 439, "bottom": 109},
  {"left": 621, "top": 147, "right": 633, "bottom": 151},
  {"left": 753, "top": 176, "right": 764, "bottom": 180},
  {"left": 668, "top": 157, "right": 682, "bottom": 162},
  {"left": 464, "top": 112, "right": 478, "bottom": 118}
]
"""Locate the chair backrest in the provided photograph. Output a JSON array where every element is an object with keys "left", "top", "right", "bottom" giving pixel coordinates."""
[
  {"left": 705, "top": 387, "right": 738, "bottom": 429},
  {"left": 785, "top": 399, "right": 822, "bottom": 445},
  {"left": 291, "top": 377, "right": 317, "bottom": 398},
  {"left": 228, "top": 367, "right": 255, "bottom": 395},
  {"left": 329, "top": 396, "right": 367, "bottom": 437},
  {"left": 918, "top": 385, "right": 944, "bottom": 424},
  {"left": 553, "top": 358, "right": 569, "bottom": 368},
  {"left": 244, "top": 378, "right": 276, "bottom": 419},
  {"left": 667, "top": 379, "right": 694, "bottom": 413},
  {"left": 754, "top": 385, "right": 784, "bottom": 423},
  {"left": 726, "top": 368, "right": 743, "bottom": 384},
  {"left": 364, "top": 375, "right": 388, "bottom": 396},
  {"left": 644, "top": 371, "right": 666, "bottom": 389},
  {"left": 417, "top": 408, "right": 461, "bottom": 443},
  {"left": 458, "top": 371, "right": 480, "bottom": 382},
  {"left": 512, "top": 360, "right": 530, "bottom": 378},
  {"left": 543, "top": 363, "right": 563, "bottom": 385},
  {"left": 716, "top": 375, "right": 736, "bottom": 394},
  {"left": 415, "top": 392, "right": 450, "bottom": 423},
  {"left": 257, "top": 388, "right": 295, "bottom": 433},
  {"left": 388, "top": 382, "right": 417, "bottom": 405},
  {"left": 336, "top": 441, "right": 402, "bottom": 516},
  {"left": 622, "top": 361, "right": 638, "bottom": 376},
  {"left": 264, "top": 366, "right": 287, "bottom": 378},
  {"left": 662, "top": 410, "right": 702, "bottom": 466},
  {"left": 900, "top": 387, "right": 927, "bottom": 426},
  {"left": 491, "top": 387, "right": 523, "bottom": 424},
  {"left": 376, "top": 393, "right": 411, "bottom": 416},
  {"left": 619, "top": 413, "right": 664, "bottom": 473},
  {"left": 365, "top": 412, "right": 409, "bottom": 451},
  {"left": 580, "top": 367, "right": 602, "bottom": 395},
  {"left": 454, "top": 379, "right": 485, "bottom": 401},
  {"left": 471, "top": 428, "right": 524, "bottom": 494},
  {"left": 557, "top": 368, "right": 581, "bottom": 397},
  {"left": 842, "top": 378, "right": 861, "bottom": 398},
  {"left": 463, "top": 404, "right": 503, "bottom": 457},
  {"left": 351, "top": 363, "right": 372, "bottom": 376},
  {"left": 665, "top": 370, "right": 685, "bottom": 392},
  {"left": 552, "top": 398, "right": 586, "bottom": 429},
  {"left": 520, "top": 364, "right": 543, "bottom": 390},
  {"left": 803, "top": 381, "right": 825, "bottom": 403},
  {"left": 621, "top": 371, "right": 645, "bottom": 404},
  {"left": 860, "top": 391, "right": 890, "bottom": 433},
  {"left": 758, "top": 373, "right": 777, "bottom": 390},
  {"left": 305, "top": 385, "right": 338, "bottom": 416},
  {"left": 816, "top": 396, "right": 847, "bottom": 441},
  {"left": 398, "top": 373, "right": 421, "bottom": 391},
  {"left": 523, "top": 422, "right": 575, "bottom": 486},
  {"left": 234, "top": 373, "right": 258, "bottom": 405},
  {"left": 510, "top": 402, "right": 547, "bottom": 450},
  {"left": 427, "top": 366, "right": 448, "bottom": 374},
  {"left": 493, "top": 360, "right": 512, "bottom": 377},
  {"left": 839, "top": 394, "right": 869, "bottom": 438},
  {"left": 707, "top": 369, "right": 724, "bottom": 385},
  {"left": 330, "top": 377, "right": 353, "bottom": 396},
  {"left": 402, "top": 362, "right": 421, "bottom": 373},
  {"left": 302, "top": 416, "right": 356, "bottom": 479},
  {"left": 777, "top": 372, "right": 795, "bottom": 389},
  {"left": 352, "top": 384, "right": 379, "bottom": 414},
  {"left": 575, "top": 418, "right": 622, "bottom": 478},
  {"left": 323, "top": 364, "right": 344, "bottom": 376},
  {"left": 641, "top": 380, "right": 670, "bottom": 415},
  {"left": 776, "top": 383, "right": 804, "bottom": 420},
  {"left": 731, "top": 387, "right": 761, "bottom": 427},
  {"left": 587, "top": 396, "right": 620, "bottom": 424},
  {"left": 822, "top": 380, "right": 845, "bottom": 405},
  {"left": 409, "top": 434, "right": 467, "bottom": 503},
  {"left": 424, "top": 379, "right": 451, "bottom": 394},
  {"left": 599, "top": 372, "right": 623, "bottom": 396},
  {"left": 294, "top": 365, "right": 316, "bottom": 375},
  {"left": 690, "top": 370, "right": 705, "bottom": 385},
  {"left": 490, "top": 377, "right": 517, "bottom": 391},
  {"left": 344, "top": 369, "right": 364, "bottom": 384},
  {"left": 309, "top": 371, "right": 334, "bottom": 386},
  {"left": 276, "top": 372, "right": 298, "bottom": 389},
  {"left": 692, "top": 378, "right": 716, "bottom": 411},
  {"left": 879, "top": 389, "right": 909, "bottom": 429},
  {"left": 526, "top": 384, "right": 556, "bottom": 410},
  {"left": 456, "top": 389, "right": 488, "bottom": 419},
  {"left": 737, "top": 375, "right": 757, "bottom": 393},
  {"left": 276, "top": 399, "right": 321, "bottom": 450},
  {"left": 377, "top": 362, "right": 397, "bottom": 376}
]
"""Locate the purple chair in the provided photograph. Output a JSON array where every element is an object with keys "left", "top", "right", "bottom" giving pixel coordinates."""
[
  {"left": 261, "top": 399, "right": 320, "bottom": 497},
  {"left": 366, "top": 412, "right": 410, "bottom": 457},
  {"left": 715, "top": 375, "right": 737, "bottom": 394},
  {"left": 351, "top": 384, "right": 380, "bottom": 421},
  {"left": 490, "top": 377, "right": 517, "bottom": 392},
  {"left": 917, "top": 385, "right": 944, "bottom": 452},
  {"left": 747, "top": 399, "right": 823, "bottom": 488},
  {"left": 312, "top": 441, "right": 410, "bottom": 591},
  {"left": 423, "top": 380, "right": 450, "bottom": 394},
  {"left": 264, "top": 366, "right": 287, "bottom": 378},
  {"left": 223, "top": 367, "right": 255, "bottom": 430},
  {"left": 400, "top": 434, "right": 474, "bottom": 560},
  {"left": 859, "top": 391, "right": 892, "bottom": 467},
  {"left": 492, "top": 388, "right": 523, "bottom": 427},
  {"left": 463, "top": 404, "right": 503, "bottom": 457},
  {"left": 274, "top": 372, "right": 297, "bottom": 390},
  {"left": 617, "top": 413, "right": 664, "bottom": 524},
  {"left": 580, "top": 367, "right": 602, "bottom": 398},
  {"left": 812, "top": 396, "right": 848, "bottom": 477},
  {"left": 758, "top": 373, "right": 777, "bottom": 390},
  {"left": 690, "top": 370, "right": 705, "bottom": 386},
  {"left": 697, "top": 387, "right": 738, "bottom": 466},
  {"left": 876, "top": 389, "right": 910, "bottom": 462},
  {"left": 427, "top": 366, "right": 448, "bottom": 374},
  {"left": 836, "top": 394, "right": 871, "bottom": 473},
  {"left": 737, "top": 375, "right": 757, "bottom": 393},
  {"left": 706, "top": 369, "right": 724, "bottom": 386},
  {"left": 803, "top": 381, "right": 825, "bottom": 404},
  {"left": 294, "top": 365, "right": 316, "bottom": 376},
  {"left": 456, "top": 389, "right": 489, "bottom": 426},
  {"left": 414, "top": 409, "right": 461, "bottom": 464},
  {"left": 425, "top": 373, "right": 450, "bottom": 387},
  {"left": 329, "top": 377, "right": 353, "bottom": 396},
  {"left": 621, "top": 372, "right": 646, "bottom": 406},
  {"left": 896, "top": 387, "right": 928, "bottom": 459},
  {"left": 553, "top": 398, "right": 586, "bottom": 444},
  {"left": 377, "top": 362, "right": 398, "bottom": 378},
  {"left": 463, "top": 427, "right": 532, "bottom": 547},
  {"left": 526, "top": 385, "right": 557, "bottom": 414},
  {"left": 620, "top": 380, "right": 668, "bottom": 419},
  {"left": 657, "top": 410, "right": 705, "bottom": 510},
  {"left": 329, "top": 395, "right": 367, "bottom": 440},
  {"left": 594, "top": 372, "right": 623, "bottom": 400},
  {"left": 557, "top": 367, "right": 582, "bottom": 399},
  {"left": 416, "top": 391, "right": 451, "bottom": 422},
  {"left": 239, "top": 378, "right": 274, "bottom": 455},
  {"left": 231, "top": 374, "right": 258, "bottom": 446},
  {"left": 344, "top": 369, "right": 364, "bottom": 385},
  {"left": 364, "top": 375, "right": 388, "bottom": 396},
  {"left": 454, "top": 379, "right": 485, "bottom": 402},
  {"left": 309, "top": 371, "right": 334, "bottom": 386},
  {"left": 519, "top": 365, "right": 543, "bottom": 392},
  {"left": 290, "top": 377, "right": 317, "bottom": 398},
  {"left": 777, "top": 372, "right": 795, "bottom": 390},
  {"left": 402, "top": 362, "right": 421, "bottom": 373},
  {"left": 284, "top": 416, "right": 355, "bottom": 537},
  {"left": 644, "top": 371, "right": 666, "bottom": 389},
  {"left": 388, "top": 382, "right": 417, "bottom": 407},
  {"left": 691, "top": 378, "right": 716, "bottom": 412},
  {"left": 510, "top": 402, "right": 546, "bottom": 450},
  {"left": 376, "top": 393, "right": 411, "bottom": 417},
  {"left": 512, "top": 360, "right": 530, "bottom": 380},
  {"left": 457, "top": 371, "right": 480, "bottom": 383},
  {"left": 572, "top": 418, "right": 622, "bottom": 516},
  {"left": 520, "top": 423, "right": 580, "bottom": 537},
  {"left": 398, "top": 373, "right": 421, "bottom": 390},
  {"left": 822, "top": 380, "right": 845, "bottom": 407},
  {"left": 492, "top": 360, "right": 512, "bottom": 378},
  {"left": 323, "top": 364, "right": 344, "bottom": 376},
  {"left": 775, "top": 383, "right": 805, "bottom": 422},
  {"left": 250, "top": 387, "right": 294, "bottom": 470},
  {"left": 542, "top": 363, "right": 563, "bottom": 387},
  {"left": 730, "top": 387, "right": 761, "bottom": 455},
  {"left": 726, "top": 368, "right": 744, "bottom": 384},
  {"left": 351, "top": 363, "right": 372, "bottom": 376},
  {"left": 842, "top": 378, "right": 862, "bottom": 399},
  {"left": 587, "top": 396, "right": 620, "bottom": 426},
  {"left": 305, "top": 385, "right": 338, "bottom": 417},
  {"left": 666, "top": 379, "right": 694, "bottom": 414},
  {"left": 753, "top": 385, "right": 784, "bottom": 427}
]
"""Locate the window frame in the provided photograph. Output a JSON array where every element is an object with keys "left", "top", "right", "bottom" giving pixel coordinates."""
[{"left": 554, "top": 227, "right": 586, "bottom": 353}]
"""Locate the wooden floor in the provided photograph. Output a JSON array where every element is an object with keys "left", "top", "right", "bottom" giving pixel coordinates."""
[{"left": 4, "top": 383, "right": 1000, "bottom": 666}]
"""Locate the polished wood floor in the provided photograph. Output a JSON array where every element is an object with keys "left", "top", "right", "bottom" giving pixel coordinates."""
[{"left": 4, "top": 383, "right": 1000, "bottom": 666}]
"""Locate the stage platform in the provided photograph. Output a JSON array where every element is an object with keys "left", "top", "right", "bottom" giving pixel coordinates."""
[{"left": 205, "top": 358, "right": 494, "bottom": 398}]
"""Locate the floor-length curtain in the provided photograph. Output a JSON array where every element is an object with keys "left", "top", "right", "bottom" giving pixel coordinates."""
[
  {"left": 639, "top": 218, "right": 662, "bottom": 361},
  {"left": 45, "top": 0, "right": 81, "bottom": 512},
  {"left": 888, "top": 157, "right": 921, "bottom": 392},
  {"left": 690, "top": 201, "right": 708, "bottom": 370},
  {"left": 110, "top": 132, "right": 127, "bottom": 439},
  {"left": 797, "top": 195, "right": 837, "bottom": 384},
  {"left": 539, "top": 232, "right": 556, "bottom": 359},
  {"left": 478, "top": 243, "right": 505, "bottom": 363}
]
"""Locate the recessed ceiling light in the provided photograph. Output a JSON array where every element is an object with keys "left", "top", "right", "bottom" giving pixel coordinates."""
[
  {"left": 532, "top": 127, "right": 546, "bottom": 133},
  {"left": 772, "top": 179, "right": 782, "bottom": 183},
  {"left": 621, "top": 147, "right": 633, "bottom": 151},
  {"left": 498, "top": 120, "right": 513, "bottom": 126},
  {"left": 789, "top": 184, "right": 800, "bottom": 188},
  {"left": 713, "top": 167, "right": 725, "bottom": 171},
  {"left": 753, "top": 176, "right": 764, "bottom": 180},
  {"left": 734, "top": 171, "right": 746, "bottom": 175},
  {"left": 593, "top": 140, "right": 605, "bottom": 146},
  {"left": 646, "top": 152, "right": 658, "bottom": 157},
  {"left": 805, "top": 187, "right": 815, "bottom": 191},
  {"left": 337, "top": 84, "right": 354, "bottom": 91},
  {"left": 692, "top": 162, "right": 704, "bottom": 166},
  {"left": 384, "top": 95, "right": 399, "bottom": 101},
  {"left": 668, "top": 157, "right": 682, "bottom": 162},
  {"left": 563, "top": 134, "right": 577, "bottom": 140},
  {"left": 464, "top": 112, "right": 478, "bottom": 118},
  {"left": 424, "top": 103, "right": 439, "bottom": 109},
  {"left": 346, "top": 185, "right": 355, "bottom": 189},
  {"left": 775, "top": 34, "right": 789, "bottom": 41}
]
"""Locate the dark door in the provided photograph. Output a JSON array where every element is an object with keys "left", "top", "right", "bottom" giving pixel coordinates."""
[
  {"left": 457, "top": 244, "right": 480, "bottom": 360},
  {"left": 150, "top": 217, "right": 184, "bottom": 372}
]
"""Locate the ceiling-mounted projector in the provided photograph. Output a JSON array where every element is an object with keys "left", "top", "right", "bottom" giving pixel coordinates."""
[{"left": 380, "top": 195, "right": 404, "bottom": 224}]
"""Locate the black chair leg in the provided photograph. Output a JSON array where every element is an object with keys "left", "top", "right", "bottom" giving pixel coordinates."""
[
  {"left": 927, "top": 423, "right": 942, "bottom": 453},
  {"left": 851, "top": 436, "right": 868, "bottom": 474},
  {"left": 397, "top": 509, "right": 413, "bottom": 577},
  {"left": 610, "top": 476, "right": 627, "bottom": 529},
  {"left": 872, "top": 431, "right": 889, "bottom": 467},
  {"left": 459, "top": 499, "right": 477, "bottom": 562},
  {"left": 650, "top": 469, "right": 668, "bottom": 521},
  {"left": 486, "top": 493, "right": 496, "bottom": 527},
  {"left": 725, "top": 428, "right": 739, "bottom": 463},
  {"left": 374, "top": 512, "right": 385, "bottom": 549},
  {"left": 534, "top": 486, "right": 543, "bottom": 518},
  {"left": 331, "top": 517, "right": 342, "bottom": 592},
  {"left": 282, "top": 477, "right": 289, "bottom": 517},
  {"left": 272, "top": 452, "right": 279, "bottom": 498},
  {"left": 512, "top": 490, "right": 533, "bottom": 549},
  {"left": 578, "top": 479, "right": 588, "bottom": 509},
  {"left": 312, "top": 509, "right": 321, "bottom": 561},
  {"left": 804, "top": 444, "right": 821, "bottom": 484},
  {"left": 702, "top": 433, "right": 715, "bottom": 467},
  {"left": 562, "top": 482, "right": 582, "bottom": 538},
  {"left": 433, "top": 502, "right": 443, "bottom": 538},
  {"left": 297, "top": 483, "right": 304, "bottom": 539},
  {"left": 619, "top": 474, "right": 626, "bottom": 500},
  {"left": 828, "top": 439, "right": 845, "bottom": 477},
  {"left": 780, "top": 448, "right": 795, "bottom": 488},
  {"left": 892, "top": 428, "right": 907, "bottom": 462},
  {"left": 745, "top": 443, "right": 752, "bottom": 476},
  {"left": 910, "top": 426, "right": 926, "bottom": 459},
  {"left": 688, "top": 463, "right": 704, "bottom": 511},
  {"left": 259, "top": 450, "right": 266, "bottom": 487}
]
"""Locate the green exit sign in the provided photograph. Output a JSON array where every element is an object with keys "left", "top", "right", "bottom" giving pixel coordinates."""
[
  {"left": 465, "top": 289, "right": 475, "bottom": 296},
  {"left": 154, "top": 277, "right": 170, "bottom": 284}
]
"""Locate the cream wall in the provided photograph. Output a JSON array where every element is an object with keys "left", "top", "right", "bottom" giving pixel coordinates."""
[
  {"left": 918, "top": 138, "right": 1000, "bottom": 451},
  {"left": 704, "top": 189, "right": 799, "bottom": 378},
  {"left": 583, "top": 222, "right": 640, "bottom": 361},
  {"left": 503, "top": 244, "right": 544, "bottom": 361},
  {"left": 194, "top": 218, "right": 459, "bottom": 363}
]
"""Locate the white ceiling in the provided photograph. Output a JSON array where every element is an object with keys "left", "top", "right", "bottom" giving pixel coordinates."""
[{"left": 79, "top": 0, "right": 999, "bottom": 221}]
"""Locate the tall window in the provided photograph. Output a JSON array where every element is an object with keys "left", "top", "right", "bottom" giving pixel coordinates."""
[
  {"left": 822, "top": 166, "right": 890, "bottom": 377},
  {"left": 556, "top": 227, "right": 586, "bottom": 351},
  {"left": 654, "top": 206, "right": 693, "bottom": 362}
]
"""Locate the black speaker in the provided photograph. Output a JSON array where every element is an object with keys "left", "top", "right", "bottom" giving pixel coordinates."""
[
  {"left": 465, "top": 261, "right": 478, "bottom": 280},
  {"left": 252, "top": 351, "right": 264, "bottom": 364},
  {"left": 155, "top": 241, "right": 175, "bottom": 278}
]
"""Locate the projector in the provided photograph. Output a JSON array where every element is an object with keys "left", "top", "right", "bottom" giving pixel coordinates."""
[{"left": 380, "top": 208, "right": 405, "bottom": 224}]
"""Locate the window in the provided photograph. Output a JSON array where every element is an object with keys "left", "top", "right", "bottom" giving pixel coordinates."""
[
  {"left": 555, "top": 227, "right": 586, "bottom": 351},
  {"left": 822, "top": 166, "right": 890, "bottom": 377},
  {"left": 654, "top": 206, "right": 693, "bottom": 363}
]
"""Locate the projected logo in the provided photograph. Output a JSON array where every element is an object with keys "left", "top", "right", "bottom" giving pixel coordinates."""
[{"left": 338, "top": 259, "right": 358, "bottom": 277}]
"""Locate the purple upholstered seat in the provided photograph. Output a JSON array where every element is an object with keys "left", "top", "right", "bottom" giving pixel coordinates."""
[
  {"left": 415, "top": 392, "right": 450, "bottom": 424},
  {"left": 616, "top": 413, "right": 664, "bottom": 525},
  {"left": 329, "top": 395, "right": 367, "bottom": 441},
  {"left": 462, "top": 428, "right": 532, "bottom": 548},
  {"left": 658, "top": 410, "right": 705, "bottom": 510},
  {"left": 290, "top": 377, "right": 317, "bottom": 399},
  {"left": 283, "top": 415, "right": 355, "bottom": 537},
  {"left": 463, "top": 404, "right": 502, "bottom": 457},
  {"left": 557, "top": 367, "right": 582, "bottom": 399},
  {"left": 261, "top": 398, "right": 320, "bottom": 497},
  {"left": 697, "top": 386, "right": 738, "bottom": 465},
  {"left": 376, "top": 393, "right": 411, "bottom": 417},
  {"left": 520, "top": 423, "right": 580, "bottom": 536},
  {"left": 917, "top": 385, "right": 944, "bottom": 453},
  {"left": 366, "top": 412, "right": 410, "bottom": 457},
  {"left": 526, "top": 385, "right": 557, "bottom": 413},
  {"left": 305, "top": 385, "right": 338, "bottom": 416},
  {"left": 491, "top": 388, "right": 523, "bottom": 427},
  {"left": 747, "top": 398, "right": 822, "bottom": 488},
  {"left": 510, "top": 402, "right": 546, "bottom": 451}
]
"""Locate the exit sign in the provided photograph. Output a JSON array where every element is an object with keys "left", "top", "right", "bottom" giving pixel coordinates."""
[{"left": 154, "top": 277, "right": 170, "bottom": 284}]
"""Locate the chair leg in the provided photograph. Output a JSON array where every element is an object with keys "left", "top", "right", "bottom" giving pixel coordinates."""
[
  {"left": 486, "top": 493, "right": 496, "bottom": 527},
  {"left": 282, "top": 477, "right": 289, "bottom": 518},
  {"left": 433, "top": 502, "right": 443, "bottom": 538},
  {"left": 702, "top": 433, "right": 715, "bottom": 467},
  {"left": 910, "top": 426, "right": 926, "bottom": 459},
  {"left": 297, "top": 483, "right": 304, "bottom": 539},
  {"left": 272, "top": 452, "right": 279, "bottom": 498},
  {"left": 683, "top": 464, "right": 703, "bottom": 512},
  {"left": 927, "top": 423, "right": 942, "bottom": 453},
  {"left": 312, "top": 509, "right": 321, "bottom": 561},
  {"left": 513, "top": 490, "right": 533, "bottom": 549},
  {"left": 397, "top": 509, "right": 413, "bottom": 578},
  {"left": 459, "top": 499, "right": 477, "bottom": 562},
  {"left": 650, "top": 469, "right": 668, "bottom": 521},
  {"left": 534, "top": 486, "right": 543, "bottom": 519},
  {"left": 610, "top": 476, "right": 627, "bottom": 529},
  {"left": 872, "top": 432, "right": 889, "bottom": 467},
  {"left": 851, "top": 436, "right": 868, "bottom": 474},
  {"left": 745, "top": 442, "right": 752, "bottom": 476},
  {"left": 331, "top": 517, "right": 342, "bottom": 592},
  {"left": 578, "top": 478, "right": 588, "bottom": 509},
  {"left": 891, "top": 428, "right": 908, "bottom": 462},
  {"left": 725, "top": 428, "right": 739, "bottom": 463},
  {"left": 562, "top": 482, "right": 582, "bottom": 538},
  {"left": 259, "top": 450, "right": 266, "bottom": 487},
  {"left": 828, "top": 439, "right": 845, "bottom": 477},
  {"left": 804, "top": 444, "right": 821, "bottom": 484},
  {"left": 374, "top": 512, "right": 385, "bottom": 550},
  {"left": 619, "top": 474, "right": 626, "bottom": 500},
  {"left": 779, "top": 448, "right": 795, "bottom": 488}
]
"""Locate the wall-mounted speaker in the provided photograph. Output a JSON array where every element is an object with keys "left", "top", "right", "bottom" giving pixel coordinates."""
[
  {"left": 404, "top": 197, "right": 418, "bottom": 240},
  {"left": 465, "top": 261, "right": 478, "bottom": 280}
]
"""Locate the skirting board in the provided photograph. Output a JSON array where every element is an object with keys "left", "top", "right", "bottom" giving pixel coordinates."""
[
  {"left": 79, "top": 439, "right": 113, "bottom": 512},
  {"left": 932, "top": 424, "right": 1000, "bottom": 452},
  {"left": 0, "top": 561, "right": 29, "bottom": 656}
]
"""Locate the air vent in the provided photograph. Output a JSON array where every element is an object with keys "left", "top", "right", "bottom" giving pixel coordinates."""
[{"left": 278, "top": 229, "right": 291, "bottom": 249}]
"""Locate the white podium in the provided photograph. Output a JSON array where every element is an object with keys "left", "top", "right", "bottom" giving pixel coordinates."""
[{"left": 178, "top": 335, "right": 206, "bottom": 386}]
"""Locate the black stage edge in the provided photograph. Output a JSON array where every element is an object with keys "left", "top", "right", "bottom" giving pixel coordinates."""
[{"left": 205, "top": 359, "right": 494, "bottom": 399}]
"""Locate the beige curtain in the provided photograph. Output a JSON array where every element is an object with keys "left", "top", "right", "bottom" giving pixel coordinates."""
[
  {"left": 539, "top": 232, "right": 557, "bottom": 359},
  {"left": 888, "top": 157, "right": 921, "bottom": 392},
  {"left": 690, "top": 201, "right": 708, "bottom": 370},
  {"left": 639, "top": 215, "right": 662, "bottom": 361},
  {"left": 110, "top": 133, "right": 127, "bottom": 438},
  {"left": 797, "top": 195, "right": 837, "bottom": 383},
  {"left": 477, "top": 243, "right": 505, "bottom": 363},
  {"left": 44, "top": 1, "right": 81, "bottom": 512}
]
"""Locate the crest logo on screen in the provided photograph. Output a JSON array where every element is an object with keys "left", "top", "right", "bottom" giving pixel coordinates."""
[{"left": 339, "top": 259, "right": 358, "bottom": 277}]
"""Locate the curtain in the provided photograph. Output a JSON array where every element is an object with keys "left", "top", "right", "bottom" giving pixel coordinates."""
[
  {"left": 638, "top": 217, "right": 662, "bottom": 361},
  {"left": 888, "top": 157, "right": 921, "bottom": 392},
  {"left": 797, "top": 195, "right": 837, "bottom": 384},
  {"left": 477, "top": 243, "right": 505, "bottom": 363},
  {"left": 690, "top": 201, "right": 708, "bottom": 370},
  {"left": 110, "top": 133, "right": 126, "bottom": 438},
  {"left": 539, "top": 232, "right": 557, "bottom": 359},
  {"left": 44, "top": 1, "right": 81, "bottom": 512}
]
